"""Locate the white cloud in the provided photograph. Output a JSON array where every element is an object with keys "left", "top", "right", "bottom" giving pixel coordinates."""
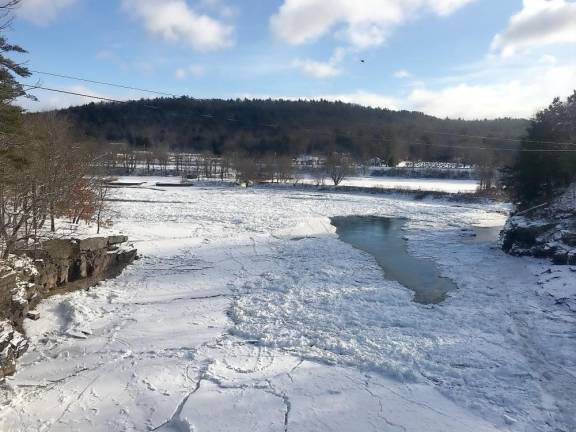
[
  {"left": 122, "top": 0, "right": 234, "bottom": 51},
  {"left": 492, "top": 0, "right": 576, "bottom": 57},
  {"left": 293, "top": 58, "right": 340, "bottom": 78},
  {"left": 431, "top": 0, "right": 476, "bottom": 16},
  {"left": 271, "top": 0, "right": 475, "bottom": 48},
  {"left": 19, "top": 85, "right": 122, "bottom": 112},
  {"left": 198, "top": 0, "right": 237, "bottom": 19},
  {"left": 319, "top": 90, "right": 399, "bottom": 110},
  {"left": 16, "top": 0, "right": 76, "bottom": 25},
  {"left": 379, "top": 64, "right": 576, "bottom": 119},
  {"left": 235, "top": 54, "right": 576, "bottom": 119},
  {"left": 292, "top": 47, "right": 351, "bottom": 78},
  {"left": 238, "top": 91, "right": 399, "bottom": 110},
  {"left": 394, "top": 69, "right": 412, "bottom": 79},
  {"left": 408, "top": 63, "right": 576, "bottom": 119},
  {"left": 298, "top": 57, "right": 576, "bottom": 119},
  {"left": 175, "top": 64, "right": 206, "bottom": 80}
]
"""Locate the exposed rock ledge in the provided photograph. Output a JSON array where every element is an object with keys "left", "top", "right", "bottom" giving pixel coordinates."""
[
  {"left": 0, "top": 235, "right": 137, "bottom": 378},
  {"left": 502, "top": 185, "right": 576, "bottom": 265}
]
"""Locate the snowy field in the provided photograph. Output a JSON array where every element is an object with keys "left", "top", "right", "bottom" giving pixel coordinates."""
[
  {"left": 1, "top": 179, "right": 575, "bottom": 432},
  {"left": 297, "top": 176, "right": 479, "bottom": 193},
  {"left": 112, "top": 175, "right": 480, "bottom": 194}
]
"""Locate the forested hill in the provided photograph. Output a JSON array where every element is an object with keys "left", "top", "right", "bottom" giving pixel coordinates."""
[{"left": 60, "top": 97, "right": 529, "bottom": 163}]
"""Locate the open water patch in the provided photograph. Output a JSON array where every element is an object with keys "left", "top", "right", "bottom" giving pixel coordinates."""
[{"left": 331, "top": 216, "right": 457, "bottom": 304}]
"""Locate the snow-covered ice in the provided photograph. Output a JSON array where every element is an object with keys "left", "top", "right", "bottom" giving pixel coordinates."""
[{"left": 1, "top": 178, "right": 574, "bottom": 432}]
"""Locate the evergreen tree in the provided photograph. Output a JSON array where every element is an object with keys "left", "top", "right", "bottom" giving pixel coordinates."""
[
  {"left": 0, "top": 1, "right": 30, "bottom": 114},
  {"left": 506, "top": 92, "right": 576, "bottom": 209},
  {"left": 0, "top": 0, "right": 31, "bottom": 164}
]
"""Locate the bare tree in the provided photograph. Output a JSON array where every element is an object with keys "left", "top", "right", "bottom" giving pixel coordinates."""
[
  {"left": 472, "top": 142, "right": 499, "bottom": 191},
  {"left": 0, "top": 1, "right": 21, "bottom": 31},
  {"left": 311, "top": 167, "right": 327, "bottom": 187},
  {"left": 94, "top": 181, "right": 111, "bottom": 234},
  {"left": 144, "top": 150, "right": 155, "bottom": 174},
  {"left": 219, "top": 155, "right": 231, "bottom": 181},
  {"left": 326, "top": 153, "right": 353, "bottom": 186},
  {"left": 274, "top": 155, "right": 294, "bottom": 183},
  {"left": 155, "top": 145, "right": 169, "bottom": 175},
  {"left": 25, "top": 113, "right": 88, "bottom": 232},
  {"left": 0, "top": 112, "right": 113, "bottom": 257},
  {"left": 121, "top": 148, "right": 137, "bottom": 174},
  {"left": 231, "top": 153, "right": 259, "bottom": 186}
]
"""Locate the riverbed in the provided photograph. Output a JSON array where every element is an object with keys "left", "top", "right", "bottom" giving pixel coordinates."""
[{"left": 1, "top": 180, "right": 574, "bottom": 432}]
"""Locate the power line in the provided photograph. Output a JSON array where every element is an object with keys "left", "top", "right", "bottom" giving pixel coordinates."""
[
  {"left": 23, "top": 71, "right": 576, "bottom": 147},
  {"left": 24, "top": 85, "right": 161, "bottom": 110},
  {"left": 195, "top": 113, "right": 576, "bottom": 148},
  {"left": 417, "top": 142, "right": 576, "bottom": 153},
  {"left": 21, "top": 69, "right": 576, "bottom": 147},
  {"left": 25, "top": 85, "right": 125, "bottom": 103},
  {"left": 419, "top": 130, "right": 576, "bottom": 147},
  {"left": 23, "top": 85, "right": 576, "bottom": 153},
  {"left": 21, "top": 80, "right": 576, "bottom": 153},
  {"left": 201, "top": 116, "right": 576, "bottom": 151},
  {"left": 30, "top": 70, "right": 178, "bottom": 97}
]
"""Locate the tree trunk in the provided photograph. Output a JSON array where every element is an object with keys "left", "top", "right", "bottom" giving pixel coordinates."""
[{"left": 50, "top": 204, "right": 56, "bottom": 232}]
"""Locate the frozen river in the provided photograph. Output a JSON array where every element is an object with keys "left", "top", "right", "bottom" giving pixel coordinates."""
[{"left": 1, "top": 180, "right": 575, "bottom": 432}]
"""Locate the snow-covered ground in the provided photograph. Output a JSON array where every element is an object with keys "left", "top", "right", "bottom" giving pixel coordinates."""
[
  {"left": 1, "top": 179, "right": 574, "bottom": 432},
  {"left": 112, "top": 175, "right": 480, "bottom": 194},
  {"left": 297, "top": 175, "right": 479, "bottom": 193}
]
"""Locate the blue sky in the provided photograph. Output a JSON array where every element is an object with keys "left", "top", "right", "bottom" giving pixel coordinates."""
[{"left": 9, "top": 0, "right": 576, "bottom": 119}]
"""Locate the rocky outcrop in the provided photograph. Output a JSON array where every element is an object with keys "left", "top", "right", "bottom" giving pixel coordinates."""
[
  {"left": 0, "top": 235, "right": 137, "bottom": 378},
  {"left": 0, "top": 320, "right": 29, "bottom": 378},
  {"left": 502, "top": 185, "right": 576, "bottom": 264}
]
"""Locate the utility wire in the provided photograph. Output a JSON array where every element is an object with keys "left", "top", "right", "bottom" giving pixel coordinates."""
[
  {"left": 22, "top": 80, "right": 576, "bottom": 153},
  {"left": 24, "top": 84, "right": 161, "bottom": 110},
  {"left": 198, "top": 113, "right": 576, "bottom": 148},
  {"left": 418, "top": 130, "right": 576, "bottom": 147},
  {"left": 30, "top": 70, "right": 178, "bottom": 97},
  {"left": 25, "top": 85, "right": 124, "bottom": 103},
  {"left": 418, "top": 142, "right": 576, "bottom": 153},
  {"left": 20, "top": 71, "right": 574, "bottom": 147}
]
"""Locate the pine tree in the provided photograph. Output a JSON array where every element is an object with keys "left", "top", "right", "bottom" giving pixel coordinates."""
[
  {"left": 0, "top": 0, "right": 31, "bottom": 163},
  {"left": 507, "top": 92, "right": 576, "bottom": 209}
]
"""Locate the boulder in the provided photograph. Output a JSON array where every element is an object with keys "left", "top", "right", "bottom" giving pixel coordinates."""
[
  {"left": 42, "top": 239, "right": 78, "bottom": 259},
  {"left": 0, "top": 321, "right": 28, "bottom": 378},
  {"left": 0, "top": 269, "right": 16, "bottom": 311},
  {"left": 502, "top": 200, "right": 576, "bottom": 264},
  {"left": 561, "top": 231, "right": 576, "bottom": 247},
  {"left": 78, "top": 237, "right": 108, "bottom": 252},
  {"left": 26, "top": 310, "right": 40, "bottom": 321},
  {"left": 107, "top": 235, "right": 128, "bottom": 246}
]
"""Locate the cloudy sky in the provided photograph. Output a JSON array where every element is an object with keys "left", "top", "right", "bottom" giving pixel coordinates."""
[{"left": 10, "top": 0, "right": 576, "bottom": 119}]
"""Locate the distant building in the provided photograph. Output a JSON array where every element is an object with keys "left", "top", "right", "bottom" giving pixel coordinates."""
[{"left": 295, "top": 155, "right": 324, "bottom": 167}]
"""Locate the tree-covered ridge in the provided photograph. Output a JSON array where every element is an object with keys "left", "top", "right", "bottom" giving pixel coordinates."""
[{"left": 61, "top": 97, "right": 528, "bottom": 164}]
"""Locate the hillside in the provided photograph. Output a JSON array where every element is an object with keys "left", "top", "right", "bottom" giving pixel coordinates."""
[{"left": 59, "top": 98, "right": 528, "bottom": 163}]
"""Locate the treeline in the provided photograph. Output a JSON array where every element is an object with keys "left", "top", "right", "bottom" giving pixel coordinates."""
[{"left": 58, "top": 97, "right": 528, "bottom": 165}]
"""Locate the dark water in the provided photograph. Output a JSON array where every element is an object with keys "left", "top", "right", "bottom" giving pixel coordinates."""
[
  {"left": 463, "top": 226, "right": 503, "bottom": 244},
  {"left": 331, "top": 216, "right": 457, "bottom": 304}
]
